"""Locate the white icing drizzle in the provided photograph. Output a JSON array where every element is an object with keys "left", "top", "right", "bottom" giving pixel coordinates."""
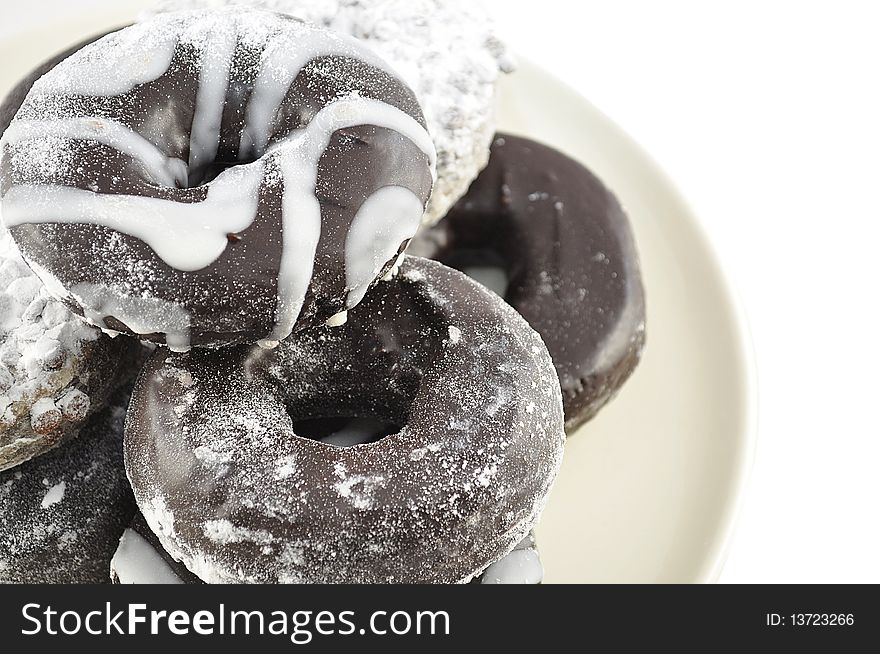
[
  {"left": 30, "top": 26, "right": 180, "bottom": 98},
  {"left": 1, "top": 118, "right": 188, "bottom": 188},
  {"left": 344, "top": 185, "right": 424, "bottom": 308},
  {"left": 239, "top": 21, "right": 400, "bottom": 160},
  {"left": 187, "top": 22, "right": 238, "bottom": 182},
  {"left": 266, "top": 95, "right": 435, "bottom": 341},
  {"left": 111, "top": 529, "right": 184, "bottom": 584},
  {"left": 324, "top": 310, "right": 347, "bottom": 327},
  {"left": 69, "top": 282, "right": 192, "bottom": 352},
  {"left": 2, "top": 163, "right": 264, "bottom": 272},
  {"left": 381, "top": 252, "right": 406, "bottom": 281},
  {"left": 0, "top": 10, "right": 437, "bottom": 343}
]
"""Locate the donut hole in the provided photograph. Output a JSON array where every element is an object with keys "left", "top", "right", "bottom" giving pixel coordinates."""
[
  {"left": 445, "top": 249, "right": 510, "bottom": 297},
  {"left": 291, "top": 415, "right": 403, "bottom": 448},
  {"left": 282, "top": 381, "right": 418, "bottom": 450},
  {"left": 267, "top": 272, "right": 447, "bottom": 449},
  {"left": 186, "top": 159, "right": 254, "bottom": 188}
]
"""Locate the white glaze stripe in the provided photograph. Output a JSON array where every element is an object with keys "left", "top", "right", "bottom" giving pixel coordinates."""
[
  {"left": 187, "top": 24, "right": 238, "bottom": 180},
  {"left": 344, "top": 186, "right": 424, "bottom": 308},
  {"left": 29, "top": 27, "right": 179, "bottom": 98},
  {"left": 240, "top": 25, "right": 402, "bottom": 160},
  {"left": 268, "top": 95, "right": 436, "bottom": 340},
  {"left": 1, "top": 118, "right": 188, "bottom": 188},
  {"left": 2, "top": 161, "right": 264, "bottom": 272},
  {"left": 71, "top": 282, "right": 192, "bottom": 353}
]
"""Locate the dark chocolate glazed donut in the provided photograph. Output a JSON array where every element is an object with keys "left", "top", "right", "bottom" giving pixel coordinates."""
[
  {"left": 411, "top": 134, "right": 646, "bottom": 432},
  {"left": 0, "top": 9, "right": 435, "bottom": 350},
  {"left": 0, "top": 387, "right": 136, "bottom": 583},
  {"left": 124, "top": 256, "right": 564, "bottom": 583}
]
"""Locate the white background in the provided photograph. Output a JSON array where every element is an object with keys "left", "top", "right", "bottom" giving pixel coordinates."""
[{"left": 3, "top": 0, "right": 879, "bottom": 583}]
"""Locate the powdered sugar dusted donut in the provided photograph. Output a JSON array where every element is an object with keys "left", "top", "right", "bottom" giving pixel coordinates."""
[
  {"left": 0, "top": 9, "right": 435, "bottom": 350},
  {"left": 0, "top": 227, "right": 139, "bottom": 471},
  {"left": 148, "top": 0, "right": 514, "bottom": 225},
  {"left": 110, "top": 511, "right": 542, "bottom": 584},
  {"left": 125, "top": 256, "right": 563, "bottom": 583},
  {"left": 0, "top": 387, "right": 136, "bottom": 582}
]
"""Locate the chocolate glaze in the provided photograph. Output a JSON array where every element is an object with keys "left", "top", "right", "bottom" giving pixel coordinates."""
[
  {"left": 412, "top": 134, "right": 646, "bottom": 431},
  {"left": 1, "top": 12, "right": 434, "bottom": 347},
  {"left": 0, "top": 387, "right": 136, "bottom": 583},
  {"left": 124, "top": 256, "right": 564, "bottom": 584}
]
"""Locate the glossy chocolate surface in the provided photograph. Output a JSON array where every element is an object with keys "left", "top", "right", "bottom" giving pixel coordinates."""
[{"left": 413, "top": 134, "right": 646, "bottom": 431}]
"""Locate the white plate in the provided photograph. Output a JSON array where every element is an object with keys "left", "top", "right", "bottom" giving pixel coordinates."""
[{"left": 0, "top": 3, "right": 756, "bottom": 584}]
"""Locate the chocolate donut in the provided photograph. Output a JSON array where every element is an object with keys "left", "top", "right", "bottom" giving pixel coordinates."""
[
  {"left": 151, "top": 0, "right": 515, "bottom": 225},
  {"left": 0, "top": 9, "right": 435, "bottom": 350},
  {"left": 110, "top": 511, "right": 542, "bottom": 585},
  {"left": 411, "top": 134, "right": 646, "bottom": 431},
  {"left": 125, "top": 256, "right": 564, "bottom": 583},
  {"left": 0, "top": 387, "right": 136, "bottom": 583}
]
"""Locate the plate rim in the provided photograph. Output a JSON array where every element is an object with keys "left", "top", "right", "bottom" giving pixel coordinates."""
[{"left": 501, "top": 59, "right": 758, "bottom": 583}]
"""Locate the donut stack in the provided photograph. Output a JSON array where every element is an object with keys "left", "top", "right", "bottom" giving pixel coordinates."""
[{"left": 0, "top": 2, "right": 646, "bottom": 584}]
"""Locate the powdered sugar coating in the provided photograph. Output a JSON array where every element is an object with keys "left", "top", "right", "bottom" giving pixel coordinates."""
[
  {"left": 147, "top": 0, "right": 514, "bottom": 224},
  {"left": 0, "top": 225, "right": 135, "bottom": 471},
  {"left": 0, "top": 388, "right": 136, "bottom": 582},
  {"left": 125, "top": 257, "right": 563, "bottom": 583}
]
